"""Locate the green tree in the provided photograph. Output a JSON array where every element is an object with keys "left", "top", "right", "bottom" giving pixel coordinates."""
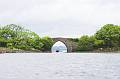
[
  {"left": 77, "top": 35, "right": 95, "bottom": 51},
  {"left": 41, "top": 36, "right": 54, "bottom": 51},
  {"left": 95, "top": 24, "right": 120, "bottom": 48},
  {"left": 0, "top": 24, "right": 43, "bottom": 50}
]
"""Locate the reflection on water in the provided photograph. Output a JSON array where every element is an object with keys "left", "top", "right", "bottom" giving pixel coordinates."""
[{"left": 0, "top": 53, "right": 120, "bottom": 79}]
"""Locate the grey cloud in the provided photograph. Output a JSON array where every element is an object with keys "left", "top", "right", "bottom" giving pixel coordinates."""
[{"left": 0, "top": 0, "right": 120, "bottom": 37}]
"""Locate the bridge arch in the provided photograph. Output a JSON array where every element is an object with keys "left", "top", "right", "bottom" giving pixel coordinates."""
[
  {"left": 51, "top": 41, "right": 68, "bottom": 53},
  {"left": 52, "top": 38, "right": 73, "bottom": 52}
]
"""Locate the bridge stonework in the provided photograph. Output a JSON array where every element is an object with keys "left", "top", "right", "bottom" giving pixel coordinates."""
[{"left": 52, "top": 38, "right": 78, "bottom": 52}]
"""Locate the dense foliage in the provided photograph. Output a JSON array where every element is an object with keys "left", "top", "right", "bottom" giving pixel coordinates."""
[
  {"left": 77, "top": 35, "right": 104, "bottom": 51},
  {"left": 0, "top": 24, "right": 120, "bottom": 52},
  {"left": 41, "top": 36, "right": 54, "bottom": 51},
  {"left": 0, "top": 24, "right": 54, "bottom": 51},
  {"left": 95, "top": 24, "right": 120, "bottom": 48},
  {"left": 76, "top": 24, "right": 120, "bottom": 51}
]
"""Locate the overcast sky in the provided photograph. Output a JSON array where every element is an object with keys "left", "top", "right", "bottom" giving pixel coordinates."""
[{"left": 0, "top": 0, "right": 120, "bottom": 38}]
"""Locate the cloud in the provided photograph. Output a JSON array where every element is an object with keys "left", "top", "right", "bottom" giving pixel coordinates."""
[{"left": 0, "top": 0, "right": 120, "bottom": 37}]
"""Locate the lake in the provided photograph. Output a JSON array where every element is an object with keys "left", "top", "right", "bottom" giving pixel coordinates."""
[{"left": 0, "top": 53, "right": 120, "bottom": 79}]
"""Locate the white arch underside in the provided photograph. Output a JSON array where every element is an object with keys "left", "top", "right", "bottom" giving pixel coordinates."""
[{"left": 51, "top": 41, "right": 67, "bottom": 53}]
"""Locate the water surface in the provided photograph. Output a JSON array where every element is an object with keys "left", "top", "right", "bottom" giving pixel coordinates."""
[{"left": 0, "top": 53, "right": 120, "bottom": 79}]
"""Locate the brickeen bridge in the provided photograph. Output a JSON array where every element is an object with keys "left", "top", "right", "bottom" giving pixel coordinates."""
[{"left": 52, "top": 38, "right": 78, "bottom": 52}]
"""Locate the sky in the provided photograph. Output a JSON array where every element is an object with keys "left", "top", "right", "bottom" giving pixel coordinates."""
[{"left": 0, "top": 0, "right": 120, "bottom": 38}]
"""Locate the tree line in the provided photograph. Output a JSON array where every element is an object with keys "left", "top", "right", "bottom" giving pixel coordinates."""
[
  {"left": 0, "top": 24, "right": 54, "bottom": 52},
  {"left": 0, "top": 24, "right": 120, "bottom": 52},
  {"left": 75, "top": 24, "right": 120, "bottom": 51}
]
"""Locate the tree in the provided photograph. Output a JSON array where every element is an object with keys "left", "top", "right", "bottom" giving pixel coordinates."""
[
  {"left": 95, "top": 24, "right": 120, "bottom": 48},
  {"left": 77, "top": 35, "right": 95, "bottom": 51},
  {"left": 0, "top": 24, "right": 43, "bottom": 50},
  {"left": 41, "top": 36, "right": 54, "bottom": 51}
]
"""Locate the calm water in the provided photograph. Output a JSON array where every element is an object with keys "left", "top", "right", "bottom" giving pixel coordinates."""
[{"left": 0, "top": 53, "right": 120, "bottom": 79}]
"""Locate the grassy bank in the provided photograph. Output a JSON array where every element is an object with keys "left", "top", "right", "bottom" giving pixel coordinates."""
[{"left": 0, "top": 47, "right": 42, "bottom": 53}]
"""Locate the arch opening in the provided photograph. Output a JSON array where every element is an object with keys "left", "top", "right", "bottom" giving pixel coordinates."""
[{"left": 51, "top": 41, "right": 68, "bottom": 53}]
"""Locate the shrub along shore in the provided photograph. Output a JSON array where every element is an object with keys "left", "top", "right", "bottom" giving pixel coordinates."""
[{"left": 0, "top": 24, "right": 120, "bottom": 53}]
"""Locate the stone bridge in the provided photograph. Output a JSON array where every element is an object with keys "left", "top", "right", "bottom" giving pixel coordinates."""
[{"left": 52, "top": 38, "right": 78, "bottom": 52}]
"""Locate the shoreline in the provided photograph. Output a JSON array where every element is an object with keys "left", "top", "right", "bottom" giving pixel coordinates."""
[
  {"left": 0, "top": 47, "right": 120, "bottom": 54},
  {"left": 0, "top": 51, "right": 120, "bottom": 54}
]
